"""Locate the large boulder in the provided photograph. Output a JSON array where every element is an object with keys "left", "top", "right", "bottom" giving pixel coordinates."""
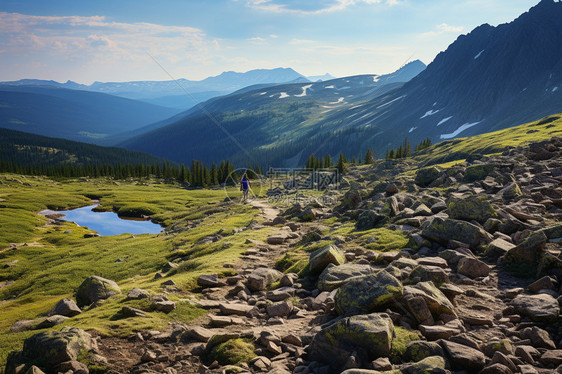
[
  {"left": 415, "top": 167, "right": 442, "bottom": 187},
  {"left": 421, "top": 217, "right": 493, "bottom": 250},
  {"left": 309, "top": 244, "right": 346, "bottom": 274},
  {"left": 511, "top": 294, "right": 560, "bottom": 323},
  {"left": 335, "top": 270, "right": 403, "bottom": 316},
  {"left": 75, "top": 275, "right": 121, "bottom": 307},
  {"left": 318, "top": 263, "right": 373, "bottom": 292},
  {"left": 448, "top": 196, "right": 497, "bottom": 224},
  {"left": 308, "top": 313, "right": 394, "bottom": 373},
  {"left": 5, "top": 327, "right": 98, "bottom": 374}
]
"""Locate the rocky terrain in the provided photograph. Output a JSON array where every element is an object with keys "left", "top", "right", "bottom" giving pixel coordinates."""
[{"left": 4, "top": 136, "right": 562, "bottom": 374}]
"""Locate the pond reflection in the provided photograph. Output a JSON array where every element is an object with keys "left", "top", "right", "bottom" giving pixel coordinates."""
[{"left": 53, "top": 204, "right": 163, "bottom": 236}]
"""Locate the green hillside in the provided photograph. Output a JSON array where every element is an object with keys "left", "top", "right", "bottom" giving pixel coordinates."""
[{"left": 0, "top": 128, "right": 170, "bottom": 171}]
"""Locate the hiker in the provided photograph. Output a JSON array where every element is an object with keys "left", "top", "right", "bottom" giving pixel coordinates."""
[{"left": 240, "top": 173, "right": 250, "bottom": 203}]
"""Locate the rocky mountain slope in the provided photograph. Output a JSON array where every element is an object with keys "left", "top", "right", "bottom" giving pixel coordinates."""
[
  {"left": 120, "top": 61, "right": 426, "bottom": 166},
  {"left": 124, "top": 0, "right": 562, "bottom": 167},
  {"left": 3, "top": 114, "right": 562, "bottom": 374}
]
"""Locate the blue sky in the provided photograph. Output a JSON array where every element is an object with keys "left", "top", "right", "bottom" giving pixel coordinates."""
[{"left": 0, "top": 0, "right": 539, "bottom": 84}]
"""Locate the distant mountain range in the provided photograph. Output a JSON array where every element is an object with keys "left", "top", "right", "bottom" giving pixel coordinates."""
[
  {"left": 0, "top": 86, "right": 179, "bottom": 144},
  {"left": 119, "top": 60, "right": 427, "bottom": 166},
  {"left": 122, "top": 0, "right": 562, "bottom": 167},
  {"left": 0, "top": 68, "right": 310, "bottom": 110}
]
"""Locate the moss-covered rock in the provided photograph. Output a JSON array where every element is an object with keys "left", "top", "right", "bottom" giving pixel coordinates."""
[
  {"left": 404, "top": 281, "right": 456, "bottom": 318},
  {"left": 5, "top": 327, "right": 98, "bottom": 374},
  {"left": 75, "top": 275, "right": 121, "bottom": 307},
  {"left": 335, "top": 270, "right": 403, "bottom": 316},
  {"left": 355, "top": 210, "right": 389, "bottom": 230},
  {"left": 415, "top": 167, "right": 442, "bottom": 187},
  {"left": 309, "top": 313, "right": 394, "bottom": 373},
  {"left": 400, "top": 355, "right": 446, "bottom": 374},
  {"left": 463, "top": 164, "right": 495, "bottom": 182},
  {"left": 209, "top": 338, "right": 256, "bottom": 366},
  {"left": 448, "top": 196, "right": 497, "bottom": 224},
  {"left": 318, "top": 263, "right": 373, "bottom": 292},
  {"left": 390, "top": 327, "right": 421, "bottom": 363},
  {"left": 421, "top": 217, "right": 493, "bottom": 250},
  {"left": 404, "top": 341, "right": 445, "bottom": 363},
  {"left": 309, "top": 244, "right": 346, "bottom": 274}
]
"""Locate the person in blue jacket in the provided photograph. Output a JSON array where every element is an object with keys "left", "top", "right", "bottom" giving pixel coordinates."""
[{"left": 240, "top": 173, "right": 251, "bottom": 203}]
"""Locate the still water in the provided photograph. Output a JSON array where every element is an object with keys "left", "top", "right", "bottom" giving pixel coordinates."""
[{"left": 55, "top": 204, "right": 163, "bottom": 236}]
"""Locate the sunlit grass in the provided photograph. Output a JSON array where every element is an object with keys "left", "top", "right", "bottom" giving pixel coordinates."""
[{"left": 0, "top": 174, "right": 272, "bottom": 368}]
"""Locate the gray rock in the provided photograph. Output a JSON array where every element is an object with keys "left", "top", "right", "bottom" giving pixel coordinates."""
[
  {"left": 309, "top": 244, "right": 346, "bottom": 274},
  {"left": 127, "top": 287, "right": 149, "bottom": 300},
  {"left": 197, "top": 274, "right": 222, "bottom": 288},
  {"left": 405, "top": 281, "right": 457, "bottom": 318},
  {"left": 457, "top": 257, "right": 490, "bottom": 278},
  {"left": 404, "top": 341, "right": 445, "bottom": 362},
  {"left": 48, "top": 298, "right": 82, "bottom": 317},
  {"left": 247, "top": 267, "right": 284, "bottom": 292},
  {"left": 75, "top": 275, "right": 121, "bottom": 307},
  {"left": 441, "top": 340, "right": 486, "bottom": 372},
  {"left": 309, "top": 313, "right": 394, "bottom": 373},
  {"left": 335, "top": 270, "right": 403, "bottom": 316},
  {"left": 5, "top": 327, "right": 98, "bottom": 373},
  {"left": 511, "top": 294, "right": 560, "bottom": 322},
  {"left": 317, "top": 263, "right": 373, "bottom": 292},
  {"left": 421, "top": 217, "right": 493, "bottom": 250},
  {"left": 502, "top": 231, "right": 547, "bottom": 265},
  {"left": 266, "top": 301, "right": 294, "bottom": 318}
]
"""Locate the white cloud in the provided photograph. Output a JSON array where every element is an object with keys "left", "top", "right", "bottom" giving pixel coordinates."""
[
  {"left": 420, "top": 23, "right": 464, "bottom": 38},
  {"left": 0, "top": 12, "right": 214, "bottom": 81},
  {"left": 243, "top": 0, "right": 400, "bottom": 15},
  {"left": 436, "top": 23, "right": 464, "bottom": 33}
]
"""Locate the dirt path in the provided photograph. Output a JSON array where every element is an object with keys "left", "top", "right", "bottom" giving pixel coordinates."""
[
  {"left": 249, "top": 198, "right": 279, "bottom": 221},
  {"left": 98, "top": 198, "right": 320, "bottom": 373}
]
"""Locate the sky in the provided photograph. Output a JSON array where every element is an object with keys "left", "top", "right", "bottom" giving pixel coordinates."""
[{"left": 0, "top": 0, "right": 540, "bottom": 84}]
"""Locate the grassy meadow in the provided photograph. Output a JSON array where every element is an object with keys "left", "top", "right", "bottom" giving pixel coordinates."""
[{"left": 0, "top": 174, "right": 273, "bottom": 368}]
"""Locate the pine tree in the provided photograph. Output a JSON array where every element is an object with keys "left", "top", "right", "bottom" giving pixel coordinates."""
[
  {"left": 336, "top": 153, "right": 347, "bottom": 174},
  {"left": 364, "top": 149, "right": 375, "bottom": 164}
]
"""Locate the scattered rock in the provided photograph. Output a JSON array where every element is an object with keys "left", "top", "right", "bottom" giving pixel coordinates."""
[
  {"left": 48, "top": 298, "right": 82, "bottom": 317},
  {"left": 127, "top": 287, "right": 149, "bottom": 300},
  {"left": 309, "top": 244, "right": 346, "bottom": 274},
  {"left": 457, "top": 256, "right": 490, "bottom": 278}
]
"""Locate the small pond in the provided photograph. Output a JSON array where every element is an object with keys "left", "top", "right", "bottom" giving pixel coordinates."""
[{"left": 49, "top": 204, "right": 163, "bottom": 236}]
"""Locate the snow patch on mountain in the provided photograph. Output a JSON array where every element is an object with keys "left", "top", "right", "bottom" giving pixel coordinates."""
[
  {"left": 376, "top": 95, "right": 405, "bottom": 109},
  {"left": 437, "top": 116, "right": 453, "bottom": 126},
  {"left": 553, "top": 86, "right": 559, "bottom": 92},
  {"left": 279, "top": 92, "right": 290, "bottom": 99},
  {"left": 440, "top": 121, "right": 481, "bottom": 139},
  {"left": 329, "top": 97, "right": 344, "bottom": 104},
  {"left": 409, "top": 127, "right": 417, "bottom": 133},
  {"left": 295, "top": 84, "right": 312, "bottom": 97},
  {"left": 474, "top": 50, "right": 485, "bottom": 59},
  {"left": 420, "top": 109, "right": 440, "bottom": 119}
]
